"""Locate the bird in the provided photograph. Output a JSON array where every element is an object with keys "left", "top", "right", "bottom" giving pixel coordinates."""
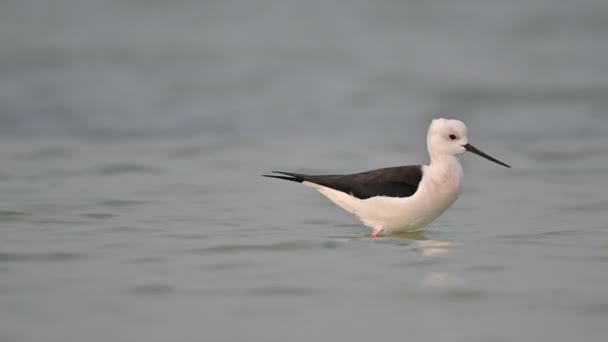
[{"left": 263, "top": 118, "right": 510, "bottom": 237}]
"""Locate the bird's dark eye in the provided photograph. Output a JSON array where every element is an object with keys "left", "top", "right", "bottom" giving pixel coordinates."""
[{"left": 449, "top": 134, "right": 457, "bottom": 140}]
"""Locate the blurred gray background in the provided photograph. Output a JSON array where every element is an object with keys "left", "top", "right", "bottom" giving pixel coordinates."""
[
  {"left": 1, "top": 1, "right": 608, "bottom": 342},
  {"left": 2, "top": 0, "right": 607, "bottom": 141}
]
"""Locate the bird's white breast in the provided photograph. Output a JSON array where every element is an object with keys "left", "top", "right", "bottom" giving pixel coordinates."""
[
  {"left": 360, "top": 159, "right": 463, "bottom": 233},
  {"left": 303, "top": 157, "right": 464, "bottom": 234}
]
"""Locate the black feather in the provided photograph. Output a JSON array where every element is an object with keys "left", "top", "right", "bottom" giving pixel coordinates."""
[
  {"left": 262, "top": 166, "right": 423, "bottom": 199},
  {"left": 261, "top": 174, "right": 302, "bottom": 183}
]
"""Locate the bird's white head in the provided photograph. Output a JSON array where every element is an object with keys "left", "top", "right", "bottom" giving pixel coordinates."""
[
  {"left": 426, "top": 118, "right": 511, "bottom": 168},
  {"left": 427, "top": 118, "right": 469, "bottom": 157}
]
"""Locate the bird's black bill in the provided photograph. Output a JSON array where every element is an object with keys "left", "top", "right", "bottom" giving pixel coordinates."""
[{"left": 463, "top": 143, "right": 511, "bottom": 168}]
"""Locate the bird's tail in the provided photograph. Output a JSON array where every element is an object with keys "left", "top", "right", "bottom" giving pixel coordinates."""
[{"left": 261, "top": 171, "right": 308, "bottom": 183}]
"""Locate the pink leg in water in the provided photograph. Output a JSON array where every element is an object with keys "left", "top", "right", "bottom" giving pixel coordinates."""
[{"left": 370, "top": 227, "right": 382, "bottom": 238}]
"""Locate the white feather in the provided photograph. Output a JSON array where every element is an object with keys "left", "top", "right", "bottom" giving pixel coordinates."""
[
  {"left": 283, "top": 118, "right": 508, "bottom": 235},
  {"left": 304, "top": 158, "right": 462, "bottom": 234}
]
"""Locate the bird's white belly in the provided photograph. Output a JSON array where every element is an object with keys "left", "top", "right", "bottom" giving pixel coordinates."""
[
  {"left": 359, "top": 189, "right": 459, "bottom": 233},
  {"left": 303, "top": 161, "right": 462, "bottom": 234},
  {"left": 355, "top": 163, "right": 462, "bottom": 233}
]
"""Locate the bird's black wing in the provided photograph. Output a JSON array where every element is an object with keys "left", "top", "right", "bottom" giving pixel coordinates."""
[{"left": 263, "top": 165, "right": 423, "bottom": 199}]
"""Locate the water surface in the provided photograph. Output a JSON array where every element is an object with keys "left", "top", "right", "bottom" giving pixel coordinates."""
[{"left": 1, "top": 1, "right": 608, "bottom": 341}]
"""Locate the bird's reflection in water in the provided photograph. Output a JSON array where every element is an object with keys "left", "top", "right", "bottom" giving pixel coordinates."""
[
  {"left": 420, "top": 271, "right": 463, "bottom": 288},
  {"left": 386, "top": 231, "right": 428, "bottom": 241},
  {"left": 414, "top": 239, "right": 455, "bottom": 257},
  {"left": 333, "top": 229, "right": 456, "bottom": 258},
  {"left": 364, "top": 231, "right": 456, "bottom": 257},
  {"left": 355, "top": 231, "right": 462, "bottom": 289},
  {"left": 337, "top": 230, "right": 460, "bottom": 288}
]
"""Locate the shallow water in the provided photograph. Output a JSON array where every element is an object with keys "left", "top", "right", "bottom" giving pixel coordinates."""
[
  {"left": 2, "top": 0, "right": 608, "bottom": 341},
  {"left": 1, "top": 136, "right": 608, "bottom": 342}
]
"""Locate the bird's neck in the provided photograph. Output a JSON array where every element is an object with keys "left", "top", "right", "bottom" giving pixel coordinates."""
[
  {"left": 429, "top": 153, "right": 461, "bottom": 168},
  {"left": 418, "top": 155, "right": 463, "bottom": 220},
  {"left": 426, "top": 154, "right": 464, "bottom": 191}
]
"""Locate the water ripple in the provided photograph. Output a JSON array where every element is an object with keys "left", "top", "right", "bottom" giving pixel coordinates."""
[
  {"left": 95, "top": 163, "right": 160, "bottom": 175},
  {"left": 128, "top": 283, "right": 176, "bottom": 295},
  {"left": 577, "top": 302, "right": 608, "bottom": 316},
  {"left": 168, "top": 146, "right": 211, "bottom": 159},
  {"left": 198, "top": 240, "right": 338, "bottom": 254},
  {"left": 0, "top": 210, "right": 31, "bottom": 222},
  {"left": 23, "top": 146, "right": 74, "bottom": 159},
  {"left": 250, "top": 286, "right": 319, "bottom": 297},
  {"left": 556, "top": 200, "right": 608, "bottom": 213},
  {"left": 98, "top": 199, "right": 151, "bottom": 207},
  {"left": 0, "top": 251, "right": 83, "bottom": 263},
  {"left": 81, "top": 213, "right": 116, "bottom": 220}
]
